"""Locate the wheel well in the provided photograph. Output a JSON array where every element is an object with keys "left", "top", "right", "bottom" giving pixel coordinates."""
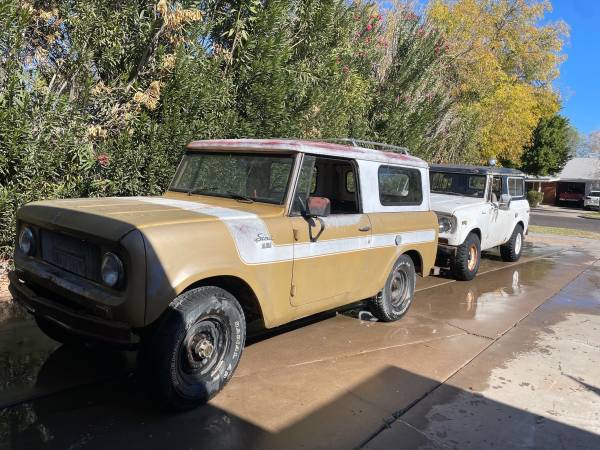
[
  {"left": 403, "top": 250, "right": 423, "bottom": 276},
  {"left": 469, "top": 228, "right": 481, "bottom": 242},
  {"left": 516, "top": 220, "right": 525, "bottom": 231},
  {"left": 185, "top": 276, "right": 264, "bottom": 328}
]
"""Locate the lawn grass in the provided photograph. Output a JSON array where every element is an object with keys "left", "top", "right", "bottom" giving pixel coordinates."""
[
  {"left": 529, "top": 225, "right": 600, "bottom": 240},
  {"left": 581, "top": 211, "right": 600, "bottom": 220}
]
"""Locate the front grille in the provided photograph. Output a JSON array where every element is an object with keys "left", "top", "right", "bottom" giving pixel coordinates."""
[{"left": 40, "top": 229, "right": 101, "bottom": 281}]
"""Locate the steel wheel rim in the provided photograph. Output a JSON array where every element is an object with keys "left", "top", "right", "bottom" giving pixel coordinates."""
[
  {"left": 515, "top": 232, "right": 522, "bottom": 255},
  {"left": 389, "top": 269, "right": 411, "bottom": 313},
  {"left": 467, "top": 245, "right": 478, "bottom": 271},
  {"left": 180, "top": 317, "right": 229, "bottom": 378}
]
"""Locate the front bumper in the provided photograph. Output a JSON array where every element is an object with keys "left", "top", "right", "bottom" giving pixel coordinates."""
[
  {"left": 435, "top": 243, "right": 457, "bottom": 268},
  {"left": 9, "top": 271, "right": 139, "bottom": 347},
  {"left": 584, "top": 201, "right": 599, "bottom": 209}
]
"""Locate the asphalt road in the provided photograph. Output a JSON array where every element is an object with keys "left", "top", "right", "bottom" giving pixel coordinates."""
[
  {"left": 530, "top": 206, "right": 600, "bottom": 232},
  {"left": 0, "top": 235, "right": 599, "bottom": 449}
]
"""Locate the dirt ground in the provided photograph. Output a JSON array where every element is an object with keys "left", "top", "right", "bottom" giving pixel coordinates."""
[{"left": 0, "top": 233, "right": 599, "bottom": 449}]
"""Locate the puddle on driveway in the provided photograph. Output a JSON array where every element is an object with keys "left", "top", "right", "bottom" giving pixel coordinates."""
[
  {"left": 0, "top": 242, "right": 597, "bottom": 449},
  {"left": 373, "top": 266, "right": 600, "bottom": 450}
]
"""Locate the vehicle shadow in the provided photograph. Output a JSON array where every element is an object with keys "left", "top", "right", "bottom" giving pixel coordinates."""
[{"left": 1, "top": 359, "right": 598, "bottom": 450}]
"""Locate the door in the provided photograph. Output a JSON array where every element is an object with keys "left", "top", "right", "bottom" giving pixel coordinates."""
[
  {"left": 289, "top": 155, "right": 372, "bottom": 306},
  {"left": 485, "top": 176, "right": 515, "bottom": 248}
]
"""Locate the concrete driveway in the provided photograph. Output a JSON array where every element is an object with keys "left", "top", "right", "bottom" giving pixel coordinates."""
[
  {"left": 0, "top": 235, "right": 599, "bottom": 449},
  {"left": 531, "top": 205, "right": 600, "bottom": 232}
]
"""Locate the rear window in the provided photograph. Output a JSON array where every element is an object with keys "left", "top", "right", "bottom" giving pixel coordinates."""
[
  {"left": 508, "top": 177, "right": 524, "bottom": 197},
  {"left": 378, "top": 166, "right": 423, "bottom": 206}
]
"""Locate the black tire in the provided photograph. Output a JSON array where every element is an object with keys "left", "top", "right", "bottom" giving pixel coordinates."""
[
  {"left": 147, "top": 286, "right": 246, "bottom": 411},
  {"left": 35, "top": 316, "right": 85, "bottom": 346},
  {"left": 451, "top": 233, "right": 481, "bottom": 281},
  {"left": 369, "top": 255, "right": 416, "bottom": 322},
  {"left": 500, "top": 224, "right": 524, "bottom": 262}
]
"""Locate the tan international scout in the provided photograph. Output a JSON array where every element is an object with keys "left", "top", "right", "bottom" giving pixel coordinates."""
[{"left": 9, "top": 139, "right": 438, "bottom": 409}]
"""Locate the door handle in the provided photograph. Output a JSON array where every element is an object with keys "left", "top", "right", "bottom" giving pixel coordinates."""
[{"left": 358, "top": 226, "right": 371, "bottom": 232}]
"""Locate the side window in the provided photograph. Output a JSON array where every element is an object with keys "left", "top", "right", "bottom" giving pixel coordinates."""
[
  {"left": 292, "top": 155, "right": 316, "bottom": 215},
  {"left": 346, "top": 170, "right": 356, "bottom": 193},
  {"left": 310, "top": 167, "right": 318, "bottom": 194},
  {"left": 292, "top": 156, "right": 360, "bottom": 215},
  {"left": 378, "top": 165, "right": 423, "bottom": 206},
  {"left": 491, "top": 176, "right": 502, "bottom": 202},
  {"left": 508, "top": 177, "right": 524, "bottom": 197}
]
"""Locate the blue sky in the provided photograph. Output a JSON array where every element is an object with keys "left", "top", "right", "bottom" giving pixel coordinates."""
[
  {"left": 548, "top": 0, "right": 600, "bottom": 135},
  {"left": 378, "top": 0, "right": 599, "bottom": 135}
]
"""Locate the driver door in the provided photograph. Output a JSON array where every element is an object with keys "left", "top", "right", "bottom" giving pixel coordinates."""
[
  {"left": 485, "top": 176, "right": 514, "bottom": 248},
  {"left": 289, "top": 155, "right": 372, "bottom": 307}
]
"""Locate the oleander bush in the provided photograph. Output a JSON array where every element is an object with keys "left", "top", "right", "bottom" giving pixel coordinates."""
[{"left": 0, "top": 0, "right": 567, "bottom": 257}]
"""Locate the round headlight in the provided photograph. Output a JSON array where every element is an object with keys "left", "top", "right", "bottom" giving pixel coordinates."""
[
  {"left": 18, "top": 227, "right": 35, "bottom": 255},
  {"left": 438, "top": 216, "right": 454, "bottom": 234},
  {"left": 101, "top": 252, "right": 124, "bottom": 287}
]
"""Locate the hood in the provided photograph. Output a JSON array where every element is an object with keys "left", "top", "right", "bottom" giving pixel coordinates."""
[
  {"left": 429, "top": 193, "right": 486, "bottom": 215},
  {"left": 18, "top": 194, "right": 284, "bottom": 242}
]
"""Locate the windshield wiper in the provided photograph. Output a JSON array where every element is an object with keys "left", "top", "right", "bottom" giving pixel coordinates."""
[
  {"left": 187, "top": 187, "right": 218, "bottom": 196},
  {"left": 227, "top": 191, "right": 255, "bottom": 203}
]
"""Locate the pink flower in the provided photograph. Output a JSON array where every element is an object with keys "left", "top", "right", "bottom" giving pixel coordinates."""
[
  {"left": 378, "top": 14, "right": 383, "bottom": 21},
  {"left": 366, "top": 24, "right": 373, "bottom": 31},
  {"left": 97, "top": 153, "right": 110, "bottom": 168}
]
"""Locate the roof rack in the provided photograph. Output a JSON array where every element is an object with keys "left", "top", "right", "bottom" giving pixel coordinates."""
[{"left": 326, "top": 138, "right": 410, "bottom": 155}]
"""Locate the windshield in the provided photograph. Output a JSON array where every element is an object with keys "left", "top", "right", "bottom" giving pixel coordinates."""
[
  {"left": 430, "top": 171, "right": 487, "bottom": 198},
  {"left": 590, "top": 191, "right": 600, "bottom": 197},
  {"left": 170, "top": 152, "right": 295, "bottom": 204}
]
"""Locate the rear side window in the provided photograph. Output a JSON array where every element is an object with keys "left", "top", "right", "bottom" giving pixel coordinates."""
[
  {"left": 378, "top": 165, "right": 423, "bottom": 206},
  {"left": 346, "top": 170, "right": 356, "bottom": 193},
  {"left": 508, "top": 177, "right": 524, "bottom": 197}
]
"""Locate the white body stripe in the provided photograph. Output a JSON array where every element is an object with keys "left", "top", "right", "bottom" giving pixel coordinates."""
[{"left": 125, "top": 197, "right": 435, "bottom": 264}]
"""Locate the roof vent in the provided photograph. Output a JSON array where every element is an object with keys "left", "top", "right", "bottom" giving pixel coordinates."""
[{"left": 488, "top": 158, "right": 497, "bottom": 167}]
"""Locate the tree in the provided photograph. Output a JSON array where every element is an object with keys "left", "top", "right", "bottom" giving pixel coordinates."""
[
  {"left": 577, "top": 130, "right": 600, "bottom": 157},
  {"left": 428, "top": 0, "right": 568, "bottom": 163},
  {"left": 520, "top": 115, "right": 573, "bottom": 176}
]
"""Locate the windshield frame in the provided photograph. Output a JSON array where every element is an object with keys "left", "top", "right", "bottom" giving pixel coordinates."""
[
  {"left": 169, "top": 151, "right": 297, "bottom": 205},
  {"left": 429, "top": 170, "right": 489, "bottom": 199}
]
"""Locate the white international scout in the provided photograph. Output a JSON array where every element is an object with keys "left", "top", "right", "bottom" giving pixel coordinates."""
[{"left": 429, "top": 164, "right": 530, "bottom": 280}]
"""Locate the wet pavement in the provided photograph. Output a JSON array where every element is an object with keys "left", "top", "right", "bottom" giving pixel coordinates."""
[{"left": 0, "top": 236, "right": 599, "bottom": 449}]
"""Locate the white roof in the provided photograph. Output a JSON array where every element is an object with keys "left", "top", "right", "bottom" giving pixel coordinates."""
[
  {"left": 558, "top": 157, "right": 600, "bottom": 182},
  {"left": 186, "top": 139, "right": 428, "bottom": 168}
]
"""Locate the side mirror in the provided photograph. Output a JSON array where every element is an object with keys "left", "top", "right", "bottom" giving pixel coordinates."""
[
  {"left": 306, "top": 196, "right": 331, "bottom": 217},
  {"left": 499, "top": 194, "right": 512, "bottom": 209}
]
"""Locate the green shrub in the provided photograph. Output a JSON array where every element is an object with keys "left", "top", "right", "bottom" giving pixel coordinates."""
[
  {"left": 0, "top": 0, "right": 479, "bottom": 258},
  {"left": 527, "top": 190, "right": 544, "bottom": 207}
]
